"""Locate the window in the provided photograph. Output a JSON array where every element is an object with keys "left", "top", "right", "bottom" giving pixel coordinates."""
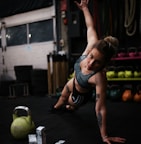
[
  {"left": 29, "top": 19, "right": 53, "bottom": 43},
  {"left": 6, "top": 24, "right": 27, "bottom": 46},
  {"left": 5, "top": 19, "right": 54, "bottom": 46}
]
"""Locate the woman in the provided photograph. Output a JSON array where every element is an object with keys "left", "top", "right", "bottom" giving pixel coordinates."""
[{"left": 52, "top": 0, "right": 126, "bottom": 143}]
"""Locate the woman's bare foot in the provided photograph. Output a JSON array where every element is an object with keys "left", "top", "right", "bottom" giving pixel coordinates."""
[{"left": 66, "top": 105, "right": 76, "bottom": 111}]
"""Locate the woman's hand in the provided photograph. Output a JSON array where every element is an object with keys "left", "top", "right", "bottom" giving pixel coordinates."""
[
  {"left": 103, "top": 136, "right": 126, "bottom": 144},
  {"left": 74, "top": 0, "right": 89, "bottom": 10}
]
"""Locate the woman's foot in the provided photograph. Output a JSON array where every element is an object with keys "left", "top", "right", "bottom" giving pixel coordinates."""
[
  {"left": 49, "top": 104, "right": 76, "bottom": 114},
  {"left": 66, "top": 105, "right": 76, "bottom": 111}
]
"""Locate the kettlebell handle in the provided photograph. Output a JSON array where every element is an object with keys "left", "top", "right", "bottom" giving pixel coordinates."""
[
  {"left": 13, "top": 106, "right": 31, "bottom": 121},
  {"left": 14, "top": 106, "right": 30, "bottom": 114}
]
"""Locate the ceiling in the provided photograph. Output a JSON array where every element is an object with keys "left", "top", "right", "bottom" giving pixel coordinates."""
[{"left": 0, "top": 0, "right": 53, "bottom": 18}]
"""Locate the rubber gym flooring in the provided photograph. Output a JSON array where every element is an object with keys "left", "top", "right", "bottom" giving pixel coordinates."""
[{"left": 0, "top": 95, "right": 141, "bottom": 144}]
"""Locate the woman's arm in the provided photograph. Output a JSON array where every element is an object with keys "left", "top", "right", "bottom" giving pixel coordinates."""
[
  {"left": 95, "top": 72, "right": 108, "bottom": 141},
  {"left": 74, "top": 0, "right": 98, "bottom": 55},
  {"left": 95, "top": 72, "right": 126, "bottom": 143}
]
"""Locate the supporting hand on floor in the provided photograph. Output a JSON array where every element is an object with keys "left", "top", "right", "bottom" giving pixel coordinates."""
[{"left": 103, "top": 136, "right": 126, "bottom": 144}]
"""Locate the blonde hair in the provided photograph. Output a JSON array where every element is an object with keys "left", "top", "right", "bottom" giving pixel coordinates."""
[
  {"left": 93, "top": 36, "right": 119, "bottom": 62},
  {"left": 104, "top": 36, "right": 119, "bottom": 49}
]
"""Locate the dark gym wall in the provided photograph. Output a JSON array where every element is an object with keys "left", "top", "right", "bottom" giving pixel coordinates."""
[
  {"left": 0, "top": 0, "right": 53, "bottom": 18},
  {"left": 68, "top": 0, "right": 141, "bottom": 50},
  {"left": 67, "top": 0, "right": 141, "bottom": 73}
]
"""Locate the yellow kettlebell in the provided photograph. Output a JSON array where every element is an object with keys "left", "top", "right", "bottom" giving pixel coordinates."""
[{"left": 10, "top": 106, "right": 35, "bottom": 139}]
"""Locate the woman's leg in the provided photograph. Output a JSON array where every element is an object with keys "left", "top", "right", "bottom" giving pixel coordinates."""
[
  {"left": 65, "top": 92, "right": 78, "bottom": 110},
  {"left": 53, "top": 78, "right": 78, "bottom": 111},
  {"left": 54, "top": 84, "right": 71, "bottom": 109}
]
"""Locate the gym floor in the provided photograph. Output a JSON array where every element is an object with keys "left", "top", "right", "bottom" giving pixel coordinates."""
[{"left": 0, "top": 95, "right": 141, "bottom": 144}]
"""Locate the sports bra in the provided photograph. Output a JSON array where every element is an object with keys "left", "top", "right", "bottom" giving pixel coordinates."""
[{"left": 74, "top": 55, "right": 96, "bottom": 89}]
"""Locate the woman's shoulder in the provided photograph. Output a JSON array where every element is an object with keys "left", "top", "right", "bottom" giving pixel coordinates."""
[
  {"left": 88, "top": 70, "right": 106, "bottom": 85},
  {"left": 75, "top": 55, "right": 87, "bottom": 64},
  {"left": 95, "top": 69, "right": 106, "bottom": 77},
  {"left": 94, "top": 70, "right": 107, "bottom": 83}
]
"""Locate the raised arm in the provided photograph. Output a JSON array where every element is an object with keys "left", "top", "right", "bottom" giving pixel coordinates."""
[{"left": 74, "top": 0, "right": 98, "bottom": 55}]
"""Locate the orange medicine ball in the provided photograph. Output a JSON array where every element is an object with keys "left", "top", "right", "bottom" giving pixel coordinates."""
[
  {"left": 122, "top": 89, "right": 133, "bottom": 102},
  {"left": 133, "top": 92, "right": 141, "bottom": 102}
]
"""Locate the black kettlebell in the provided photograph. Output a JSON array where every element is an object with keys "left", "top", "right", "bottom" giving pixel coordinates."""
[{"left": 109, "top": 85, "right": 121, "bottom": 101}]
